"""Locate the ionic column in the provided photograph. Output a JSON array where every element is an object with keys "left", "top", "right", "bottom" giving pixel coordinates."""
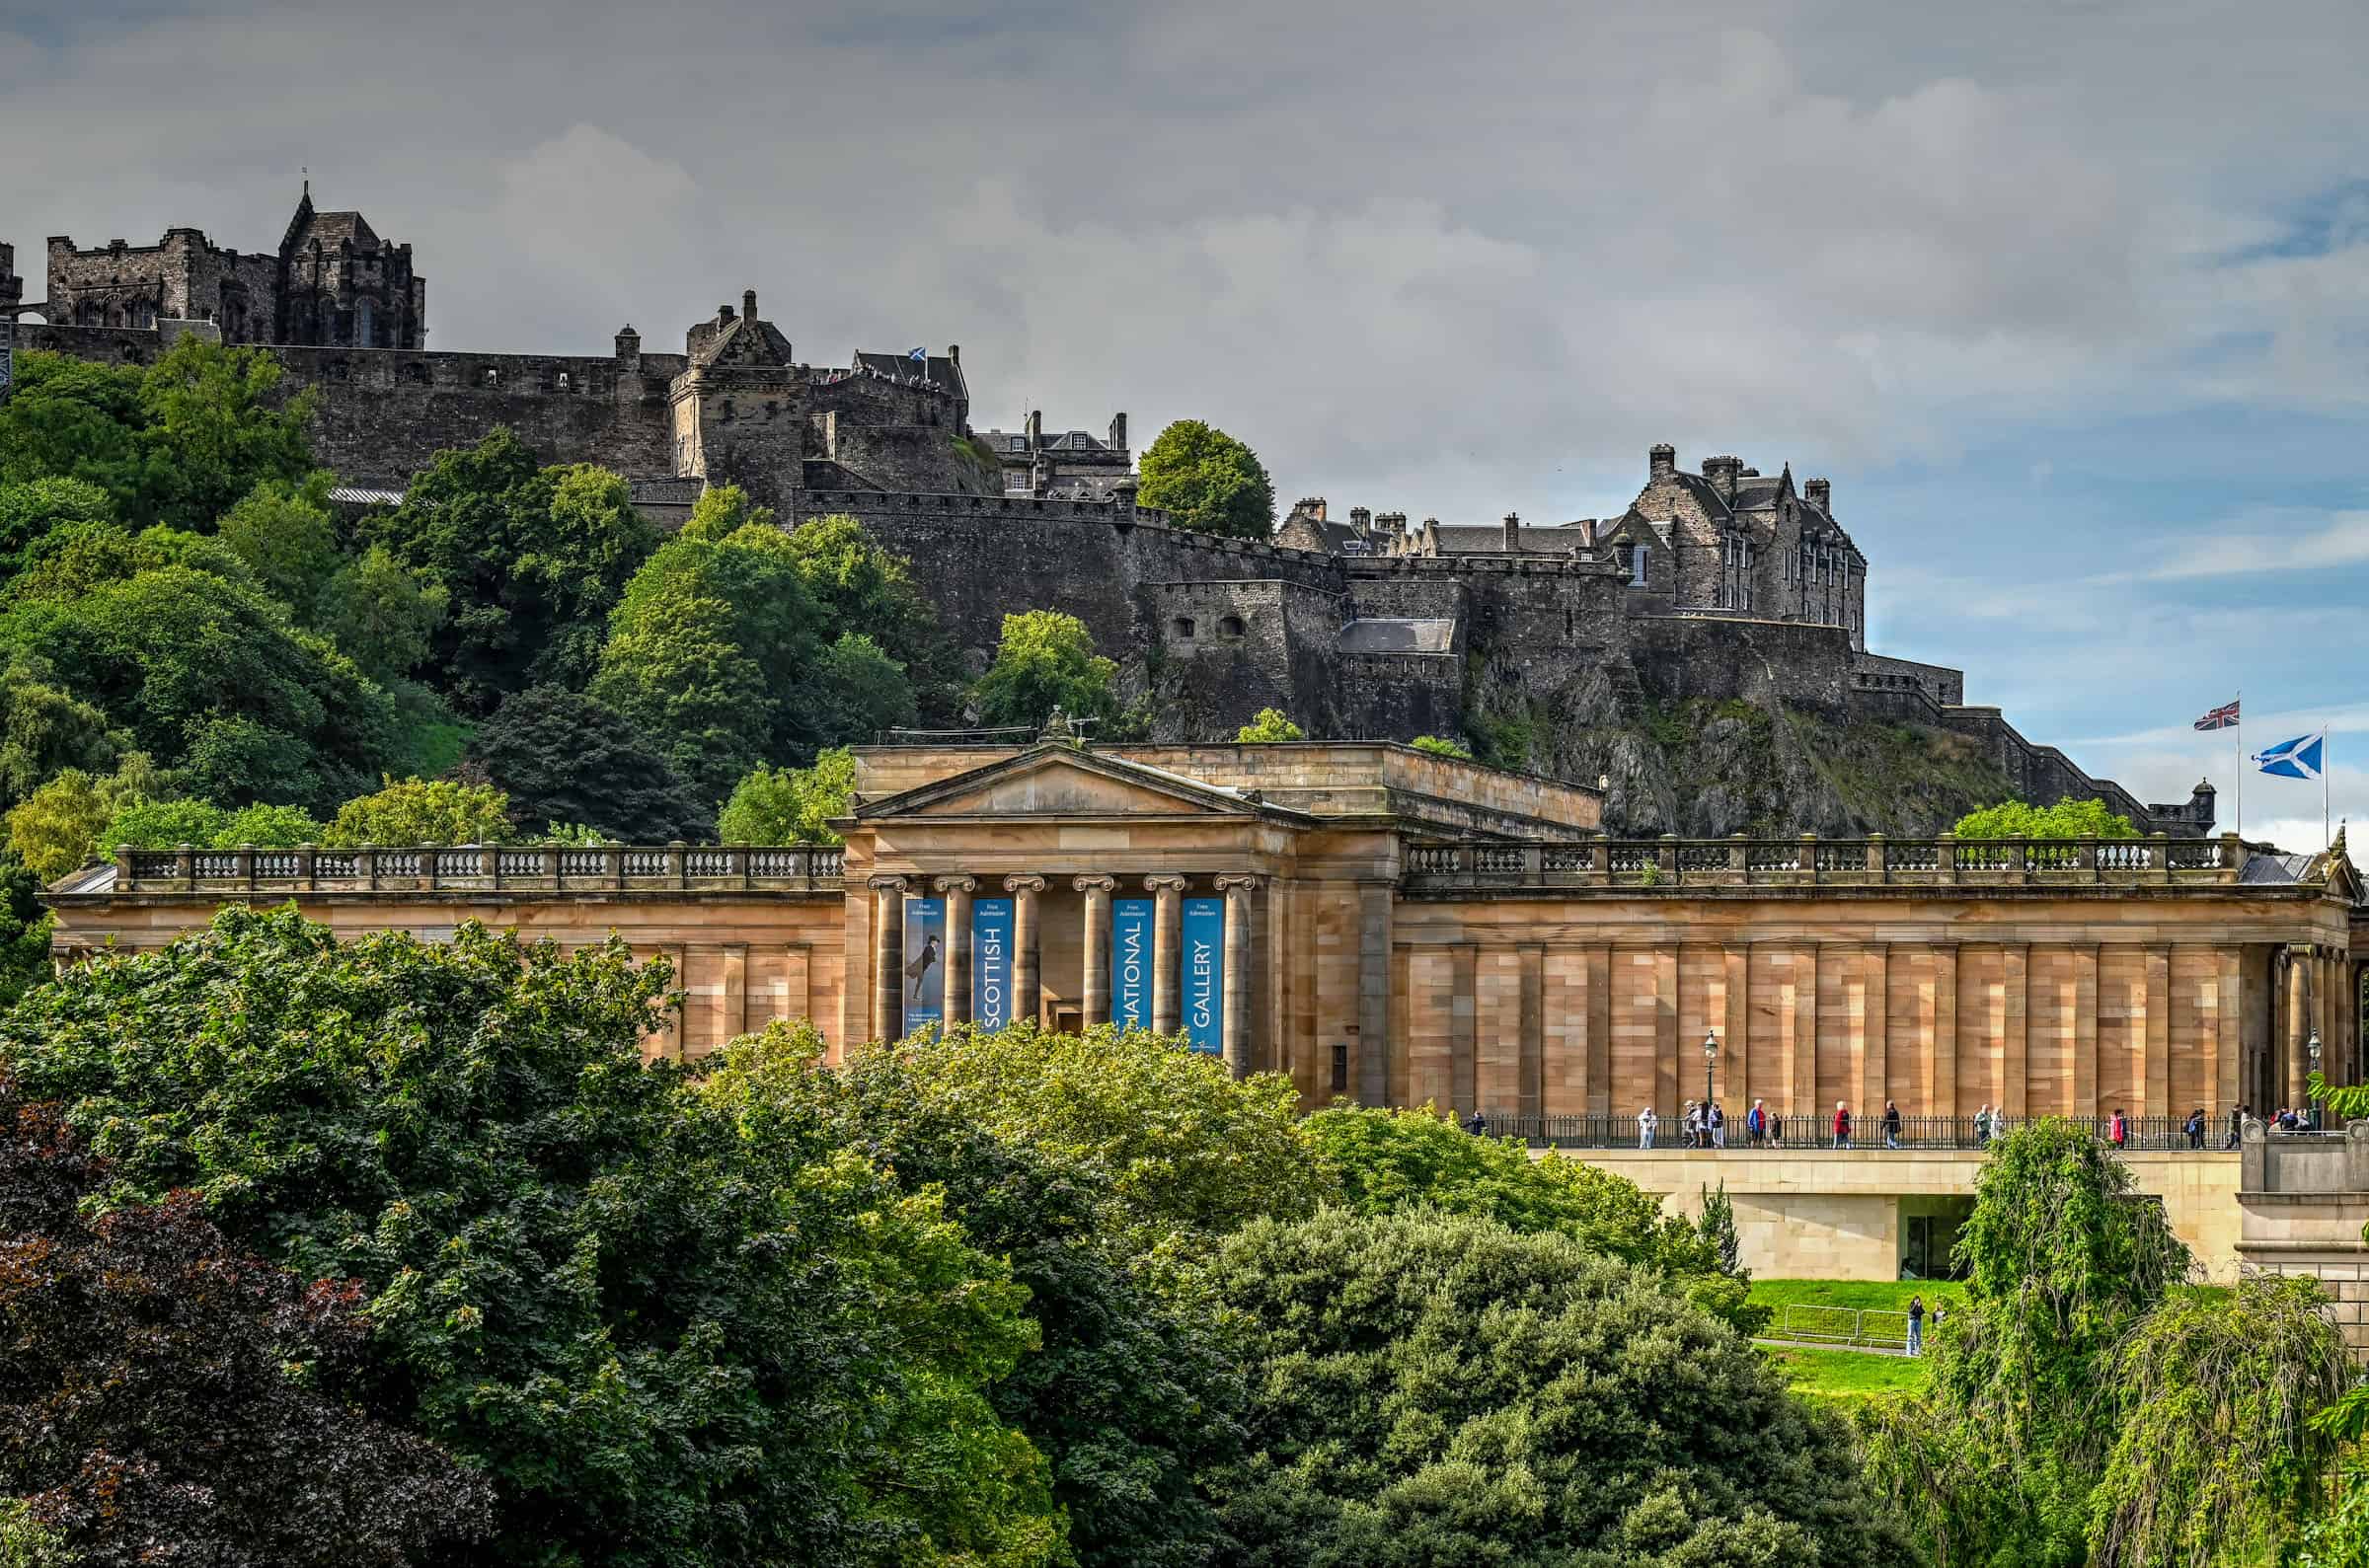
[
  {"left": 2286, "top": 948, "right": 2310, "bottom": 1109},
  {"left": 1007, "top": 874, "right": 1046, "bottom": 1029},
  {"left": 1146, "top": 874, "right": 1188, "bottom": 1035},
  {"left": 870, "top": 874, "right": 906, "bottom": 1043},
  {"left": 1215, "top": 874, "right": 1260, "bottom": 1077},
  {"left": 1075, "top": 874, "right": 1116, "bottom": 1026},
  {"left": 937, "top": 875, "right": 976, "bottom": 1027}
]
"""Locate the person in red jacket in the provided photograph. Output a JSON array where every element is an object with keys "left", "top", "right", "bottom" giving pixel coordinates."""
[{"left": 1833, "top": 1100, "right": 1853, "bottom": 1149}]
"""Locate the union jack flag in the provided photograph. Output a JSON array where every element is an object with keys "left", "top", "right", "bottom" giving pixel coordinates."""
[{"left": 2193, "top": 699, "right": 2241, "bottom": 731}]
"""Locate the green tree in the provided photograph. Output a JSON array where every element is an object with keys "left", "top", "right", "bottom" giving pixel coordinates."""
[
  {"left": 0, "top": 565, "right": 399, "bottom": 808},
  {"left": 1134, "top": 419, "right": 1275, "bottom": 540},
  {"left": 1864, "top": 1119, "right": 2195, "bottom": 1565},
  {"left": 700, "top": 1021, "right": 1265, "bottom": 1568},
  {"left": 0, "top": 477, "right": 115, "bottom": 585},
  {"left": 0, "top": 908, "right": 1061, "bottom": 1568},
  {"left": 1409, "top": 734, "right": 1474, "bottom": 761},
  {"left": 3, "top": 755, "right": 165, "bottom": 881},
  {"left": 2086, "top": 1275, "right": 2349, "bottom": 1567},
  {"left": 785, "top": 512, "right": 961, "bottom": 717},
  {"left": 1952, "top": 796, "right": 2139, "bottom": 840},
  {"left": 0, "top": 648, "right": 124, "bottom": 810},
  {"left": 129, "top": 336, "right": 317, "bottom": 532},
  {"left": 0, "top": 1073, "right": 495, "bottom": 1565},
  {"left": 0, "top": 351, "right": 146, "bottom": 500},
  {"left": 1234, "top": 708, "right": 1303, "bottom": 742},
  {"left": 809, "top": 631, "right": 917, "bottom": 744},
  {"left": 319, "top": 776, "right": 512, "bottom": 846},
  {"left": 0, "top": 856, "right": 54, "bottom": 1009},
  {"left": 718, "top": 748, "right": 857, "bottom": 845},
  {"left": 591, "top": 517, "right": 830, "bottom": 795},
  {"left": 1696, "top": 1179, "right": 1745, "bottom": 1280},
  {"left": 1299, "top": 1103, "right": 1761, "bottom": 1331},
  {"left": 1204, "top": 1208, "right": 1913, "bottom": 1566},
  {"left": 357, "top": 431, "right": 655, "bottom": 711},
  {"left": 465, "top": 685, "right": 714, "bottom": 844},
  {"left": 217, "top": 477, "right": 342, "bottom": 620},
  {"left": 100, "top": 793, "right": 231, "bottom": 852},
  {"left": 970, "top": 611, "right": 1118, "bottom": 732},
  {"left": 313, "top": 544, "right": 448, "bottom": 682}
]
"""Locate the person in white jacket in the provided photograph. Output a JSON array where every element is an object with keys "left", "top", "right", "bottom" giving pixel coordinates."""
[{"left": 1638, "top": 1105, "right": 1659, "bottom": 1149}]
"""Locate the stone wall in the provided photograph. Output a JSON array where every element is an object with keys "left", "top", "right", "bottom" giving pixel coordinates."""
[{"left": 1628, "top": 615, "right": 1857, "bottom": 709}]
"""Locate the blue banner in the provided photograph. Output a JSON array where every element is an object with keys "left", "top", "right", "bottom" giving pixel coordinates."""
[
  {"left": 1110, "top": 897, "right": 1153, "bottom": 1028},
  {"left": 1182, "top": 896, "right": 1224, "bottom": 1055},
  {"left": 972, "top": 897, "right": 1015, "bottom": 1031},
  {"left": 902, "top": 897, "right": 946, "bottom": 1034}
]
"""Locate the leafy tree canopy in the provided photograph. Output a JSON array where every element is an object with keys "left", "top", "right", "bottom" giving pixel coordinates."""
[
  {"left": 971, "top": 611, "right": 1118, "bottom": 732},
  {"left": 319, "top": 775, "right": 512, "bottom": 846},
  {"left": 785, "top": 512, "right": 962, "bottom": 718},
  {"left": 357, "top": 431, "right": 656, "bottom": 711},
  {"left": 0, "top": 478, "right": 114, "bottom": 587},
  {"left": 0, "top": 1072, "right": 495, "bottom": 1566},
  {"left": 1300, "top": 1103, "right": 1761, "bottom": 1332},
  {"left": 465, "top": 685, "right": 715, "bottom": 843},
  {"left": 1135, "top": 420, "right": 1275, "bottom": 540},
  {"left": 1952, "top": 796, "right": 2139, "bottom": 840},
  {"left": 718, "top": 748, "right": 857, "bottom": 846},
  {"left": 1203, "top": 1208, "right": 1912, "bottom": 1567},
  {"left": 699, "top": 1021, "right": 1271, "bottom": 1568},
  {"left": 0, "top": 907, "right": 1059, "bottom": 1568},
  {"left": 4, "top": 754, "right": 170, "bottom": 882},
  {"left": 0, "top": 648, "right": 124, "bottom": 812},
  {"left": 313, "top": 544, "right": 448, "bottom": 683},
  {"left": 101, "top": 795, "right": 322, "bottom": 856},
  {"left": 1234, "top": 708, "right": 1303, "bottom": 743},
  {"left": 217, "top": 477, "right": 343, "bottom": 622},
  {"left": 1410, "top": 734, "right": 1474, "bottom": 761},
  {"left": 591, "top": 512, "right": 838, "bottom": 797}
]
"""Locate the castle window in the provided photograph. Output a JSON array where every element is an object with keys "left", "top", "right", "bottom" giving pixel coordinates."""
[
  {"left": 354, "top": 298, "right": 375, "bottom": 348},
  {"left": 1630, "top": 544, "right": 1648, "bottom": 586},
  {"left": 1332, "top": 1042, "right": 1350, "bottom": 1094},
  {"left": 1218, "top": 614, "right": 1246, "bottom": 639},
  {"left": 129, "top": 301, "right": 155, "bottom": 329},
  {"left": 482, "top": 366, "right": 499, "bottom": 388},
  {"left": 1172, "top": 616, "right": 1196, "bottom": 640},
  {"left": 557, "top": 371, "right": 572, "bottom": 391}
]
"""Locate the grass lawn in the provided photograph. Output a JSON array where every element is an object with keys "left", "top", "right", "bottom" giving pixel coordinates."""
[
  {"left": 1763, "top": 1343, "right": 1931, "bottom": 1405},
  {"left": 1749, "top": 1279, "right": 1968, "bottom": 1314}
]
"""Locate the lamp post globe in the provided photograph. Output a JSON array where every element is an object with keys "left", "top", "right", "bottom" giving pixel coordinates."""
[{"left": 1702, "top": 1030, "right": 1719, "bottom": 1136}]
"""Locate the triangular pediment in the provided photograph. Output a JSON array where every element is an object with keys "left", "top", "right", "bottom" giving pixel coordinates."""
[{"left": 860, "top": 745, "right": 1296, "bottom": 823}]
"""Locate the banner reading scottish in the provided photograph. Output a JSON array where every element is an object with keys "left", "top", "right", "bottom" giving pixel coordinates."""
[
  {"left": 1110, "top": 896, "right": 1153, "bottom": 1027},
  {"left": 1181, "top": 895, "right": 1224, "bottom": 1054},
  {"left": 901, "top": 896, "right": 946, "bottom": 1032},
  {"left": 971, "top": 896, "right": 1015, "bottom": 1031}
]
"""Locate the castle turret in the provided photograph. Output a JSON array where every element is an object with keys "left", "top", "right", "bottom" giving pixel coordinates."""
[
  {"left": 1702, "top": 454, "right": 1742, "bottom": 501},
  {"left": 1803, "top": 477, "right": 1832, "bottom": 514},
  {"left": 614, "top": 323, "right": 642, "bottom": 374}
]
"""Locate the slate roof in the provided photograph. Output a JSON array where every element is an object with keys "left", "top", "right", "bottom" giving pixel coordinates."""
[
  {"left": 854, "top": 352, "right": 967, "bottom": 400},
  {"left": 294, "top": 210, "right": 381, "bottom": 252},
  {"left": 1429, "top": 524, "right": 1595, "bottom": 556}
]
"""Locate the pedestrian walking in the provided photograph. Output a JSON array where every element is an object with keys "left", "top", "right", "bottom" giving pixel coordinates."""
[
  {"left": 1711, "top": 1102, "right": 1726, "bottom": 1150},
  {"left": 2109, "top": 1107, "right": 2128, "bottom": 1149},
  {"left": 1769, "top": 1110, "right": 1785, "bottom": 1149},
  {"left": 2184, "top": 1107, "right": 2205, "bottom": 1149},
  {"left": 1906, "top": 1294, "right": 1926, "bottom": 1357},
  {"left": 1974, "top": 1103, "right": 1993, "bottom": 1148},
  {"left": 1465, "top": 1110, "right": 1489, "bottom": 1138},
  {"left": 1682, "top": 1099, "right": 1700, "bottom": 1148},
  {"left": 1638, "top": 1104, "right": 1658, "bottom": 1150},
  {"left": 1833, "top": 1101, "right": 1853, "bottom": 1150},
  {"left": 1747, "top": 1098, "right": 1767, "bottom": 1147},
  {"left": 1882, "top": 1099, "right": 1902, "bottom": 1150},
  {"left": 2228, "top": 1104, "right": 2248, "bottom": 1149}
]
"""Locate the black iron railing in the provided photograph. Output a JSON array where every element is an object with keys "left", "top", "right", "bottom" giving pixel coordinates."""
[{"left": 1471, "top": 1110, "right": 2262, "bottom": 1153}]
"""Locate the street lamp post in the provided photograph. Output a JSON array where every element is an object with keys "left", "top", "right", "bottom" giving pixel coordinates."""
[
  {"left": 2310, "top": 1028, "right": 2324, "bottom": 1130},
  {"left": 1703, "top": 1030, "right": 1719, "bottom": 1149}
]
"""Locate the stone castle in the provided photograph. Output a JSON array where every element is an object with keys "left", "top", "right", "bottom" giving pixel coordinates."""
[{"left": 0, "top": 190, "right": 2215, "bottom": 837}]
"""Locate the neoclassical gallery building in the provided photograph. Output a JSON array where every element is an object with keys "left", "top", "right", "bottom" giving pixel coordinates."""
[{"left": 42, "top": 740, "right": 2369, "bottom": 1297}]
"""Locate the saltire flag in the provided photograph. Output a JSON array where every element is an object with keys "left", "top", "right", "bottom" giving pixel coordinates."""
[
  {"left": 2193, "top": 698, "right": 2241, "bottom": 731},
  {"left": 2252, "top": 731, "right": 2326, "bottom": 781},
  {"left": 908, "top": 347, "right": 928, "bottom": 361}
]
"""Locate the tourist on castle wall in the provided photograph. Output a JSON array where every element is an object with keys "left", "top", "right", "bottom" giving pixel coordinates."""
[
  {"left": 1882, "top": 1099, "right": 1902, "bottom": 1150},
  {"left": 1834, "top": 1101, "right": 1854, "bottom": 1150},
  {"left": 1710, "top": 1102, "right": 1726, "bottom": 1149},
  {"left": 1638, "top": 1104, "right": 1657, "bottom": 1149}
]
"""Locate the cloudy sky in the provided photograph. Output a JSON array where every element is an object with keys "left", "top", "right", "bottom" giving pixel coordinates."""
[{"left": 6, "top": 0, "right": 2366, "bottom": 849}]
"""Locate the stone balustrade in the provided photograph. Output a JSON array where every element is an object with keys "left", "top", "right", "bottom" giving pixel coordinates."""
[
  {"left": 111, "top": 843, "right": 845, "bottom": 894},
  {"left": 1401, "top": 832, "right": 2244, "bottom": 892}
]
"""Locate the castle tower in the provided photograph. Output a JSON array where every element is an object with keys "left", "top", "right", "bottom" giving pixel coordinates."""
[
  {"left": 669, "top": 289, "right": 804, "bottom": 507},
  {"left": 0, "top": 243, "right": 20, "bottom": 315}
]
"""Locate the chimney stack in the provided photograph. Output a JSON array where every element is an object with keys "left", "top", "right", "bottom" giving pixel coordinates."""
[
  {"left": 742, "top": 289, "right": 758, "bottom": 322},
  {"left": 1649, "top": 442, "right": 1676, "bottom": 481},
  {"left": 1348, "top": 505, "right": 1372, "bottom": 535},
  {"left": 1703, "top": 455, "right": 1742, "bottom": 501},
  {"left": 1108, "top": 411, "right": 1127, "bottom": 451},
  {"left": 948, "top": 343, "right": 959, "bottom": 365},
  {"left": 1503, "top": 511, "right": 1520, "bottom": 553},
  {"left": 1025, "top": 409, "right": 1043, "bottom": 448},
  {"left": 1803, "top": 477, "right": 1832, "bottom": 514}
]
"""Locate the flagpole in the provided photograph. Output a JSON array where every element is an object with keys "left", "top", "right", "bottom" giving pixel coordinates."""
[{"left": 2235, "top": 688, "right": 2243, "bottom": 847}]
